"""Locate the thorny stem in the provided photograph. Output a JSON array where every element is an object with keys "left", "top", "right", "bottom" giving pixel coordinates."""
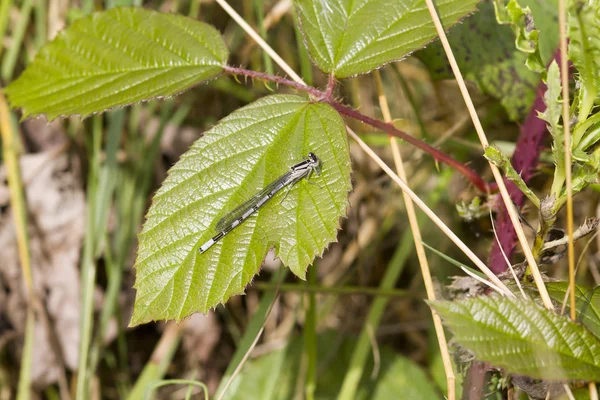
[
  {"left": 223, "top": 66, "right": 324, "bottom": 97},
  {"left": 327, "top": 101, "right": 490, "bottom": 192},
  {"left": 325, "top": 73, "right": 336, "bottom": 99},
  {"left": 223, "top": 66, "right": 490, "bottom": 193}
]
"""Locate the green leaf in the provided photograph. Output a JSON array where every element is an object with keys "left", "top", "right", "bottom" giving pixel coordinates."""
[
  {"left": 430, "top": 297, "right": 600, "bottom": 381},
  {"left": 492, "top": 0, "right": 545, "bottom": 73},
  {"left": 546, "top": 282, "right": 600, "bottom": 339},
  {"left": 518, "top": 0, "right": 558, "bottom": 65},
  {"left": 294, "top": 0, "right": 479, "bottom": 79},
  {"left": 569, "top": 0, "right": 600, "bottom": 123},
  {"left": 484, "top": 145, "right": 540, "bottom": 208},
  {"left": 370, "top": 356, "right": 442, "bottom": 400},
  {"left": 539, "top": 60, "right": 563, "bottom": 139},
  {"left": 130, "top": 95, "right": 352, "bottom": 325},
  {"left": 539, "top": 60, "right": 566, "bottom": 198},
  {"left": 223, "top": 332, "right": 441, "bottom": 400},
  {"left": 5, "top": 7, "right": 228, "bottom": 120},
  {"left": 418, "top": 1, "right": 540, "bottom": 121}
]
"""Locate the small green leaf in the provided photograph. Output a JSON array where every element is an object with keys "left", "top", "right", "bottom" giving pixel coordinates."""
[
  {"left": 538, "top": 60, "right": 567, "bottom": 197},
  {"left": 484, "top": 145, "right": 540, "bottom": 208},
  {"left": 419, "top": 1, "right": 540, "bottom": 121},
  {"left": 5, "top": 7, "right": 228, "bottom": 120},
  {"left": 295, "top": 0, "right": 479, "bottom": 78},
  {"left": 546, "top": 282, "right": 600, "bottom": 339},
  {"left": 539, "top": 60, "right": 563, "bottom": 141},
  {"left": 430, "top": 297, "right": 600, "bottom": 381},
  {"left": 518, "top": 0, "right": 558, "bottom": 66},
  {"left": 130, "top": 95, "right": 352, "bottom": 325},
  {"left": 493, "top": 0, "right": 545, "bottom": 72},
  {"left": 569, "top": 0, "right": 600, "bottom": 123}
]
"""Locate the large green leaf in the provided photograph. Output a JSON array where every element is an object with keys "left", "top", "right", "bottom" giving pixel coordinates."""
[
  {"left": 431, "top": 297, "right": 600, "bottom": 381},
  {"left": 130, "top": 95, "right": 352, "bottom": 325},
  {"left": 546, "top": 282, "right": 600, "bottom": 339},
  {"left": 5, "top": 7, "right": 228, "bottom": 120},
  {"left": 418, "top": 1, "right": 539, "bottom": 121},
  {"left": 294, "top": 0, "right": 480, "bottom": 78}
]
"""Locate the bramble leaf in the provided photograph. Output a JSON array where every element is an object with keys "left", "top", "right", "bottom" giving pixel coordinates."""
[
  {"left": 546, "top": 282, "right": 600, "bottom": 339},
  {"left": 419, "top": 1, "right": 539, "bottom": 121},
  {"left": 130, "top": 95, "right": 352, "bottom": 325},
  {"left": 5, "top": 7, "right": 228, "bottom": 120},
  {"left": 431, "top": 297, "right": 600, "bottom": 381},
  {"left": 295, "top": 0, "right": 479, "bottom": 78}
]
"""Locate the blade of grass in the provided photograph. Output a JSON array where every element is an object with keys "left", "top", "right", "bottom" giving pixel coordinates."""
[
  {"left": 214, "top": 268, "right": 287, "bottom": 399},
  {"left": 189, "top": 0, "right": 201, "bottom": 18},
  {"left": 0, "top": 0, "right": 13, "bottom": 59},
  {"left": 1, "top": 90, "right": 34, "bottom": 400},
  {"left": 253, "top": 0, "right": 273, "bottom": 76},
  {"left": 17, "top": 313, "right": 34, "bottom": 400},
  {"left": 304, "top": 265, "right": 317, "bottom": 400},
  {"left": 293, "top": 9, "right": 312, "bottom": 86},
  {"left": 76, "top": 115, "right": 101, "bottom": 400},
  {"left": 127, "top": 322, "right": 186, "bottom": 400},
  {"left": 1, "top": 0, "right": 32, "bottom": 81},
  {"left": 77, "top": 111, "right": 123, "bottom": 398},
  {"left": 33, "top": 0, "right": 46, "bottom": 50},
  {"left": 391, "top": 65, "right": 427, "bottom": 140}
]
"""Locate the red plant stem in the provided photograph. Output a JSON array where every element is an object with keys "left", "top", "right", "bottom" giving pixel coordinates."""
[
  {"left": 327, "top": 101, "right": 490, "bottom": 192},
  {"left": 223, "top": 66, "right": 490, "bottom": 192}
]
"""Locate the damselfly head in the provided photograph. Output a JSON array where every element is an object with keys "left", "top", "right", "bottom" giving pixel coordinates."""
[{"left": 307, "top": 152, "right": 322, "bottom": 175}]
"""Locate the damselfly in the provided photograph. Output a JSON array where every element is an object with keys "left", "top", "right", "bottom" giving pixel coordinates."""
[{"left": 198, "top": 152, "right": 322, "bottom": 254}]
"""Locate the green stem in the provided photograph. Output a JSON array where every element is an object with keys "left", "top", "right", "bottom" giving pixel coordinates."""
[
  {"left": 1, "top": 0, "right": 32, "bottom": 81},
  {"left": 0, "top": 0, "right": 14, "bottom": 59},
  {"left": 392, "top": 64, "right": 428, "bottom": 139},
  {"left": 34, "top": 0, "right": 46, "bottom": 50},
  {"left": 304, "top": 266, "right": 317, "bottom": 400},
  {"left": 253, "top": 0, "right": 273, "bottom": 76},
  {"left": 76, "top": 116, "right": 102, "bottom": 399}
]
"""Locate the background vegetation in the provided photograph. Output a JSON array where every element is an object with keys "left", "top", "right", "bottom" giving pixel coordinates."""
[{"left": 0, "top": 0, "right": 599, "bottom": 399}]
